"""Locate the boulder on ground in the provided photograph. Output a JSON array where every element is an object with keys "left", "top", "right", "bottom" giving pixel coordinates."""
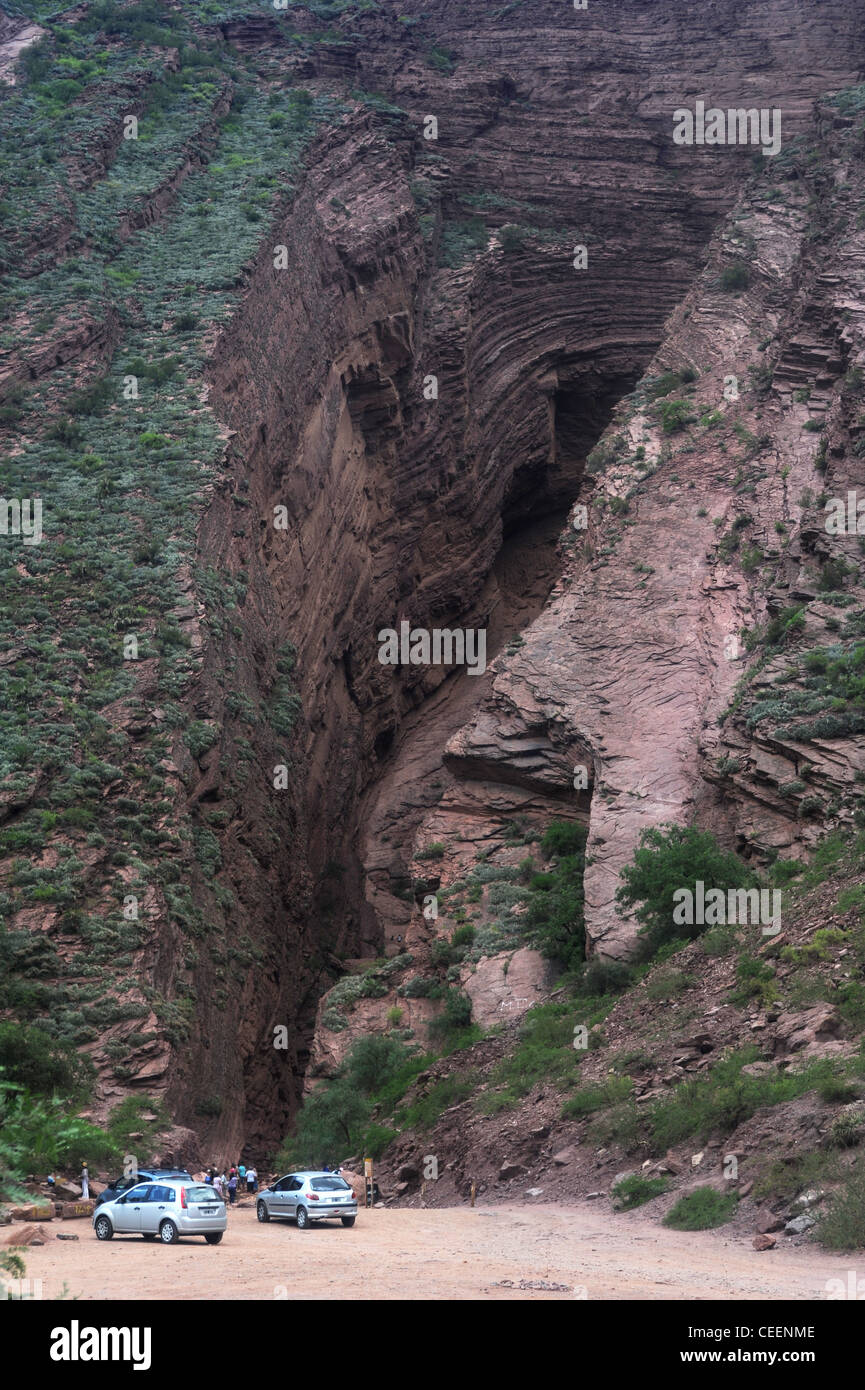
[
  {"left": 3, "top": 1224, "right": 47, "bottom": 1246},
  {"left": 53, "top": 1183, "right": 82, "bottom": 1202},
  {"left": 339, "top": 1169, "right": 365, "bottom": 1200},
  {"left": 755, "top": 1208, "right": 786, "bottom": 1234},
  {"left": 753, "top": 1234, "right": 777, "bottom": 1251},
  {"left": 59, "top": 1200, "right": 95, "bottom": 1219},
  {"left": 498, "top": 1161, "right": 527, "bottom": 1182},
  {"left": 784, "top": 1213, "right": 816, "bottom": 1235},
  {"left": 8, "top": 1204, "right": 53, "bottom": 1222}
]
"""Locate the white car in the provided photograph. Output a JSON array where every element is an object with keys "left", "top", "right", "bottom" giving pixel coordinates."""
[
  {"left": 93, "top": 1179, "right": 227, "bottom": 1245},
  {"left": 256, "top": 1172, "right": 357, "bottom": 1229}
]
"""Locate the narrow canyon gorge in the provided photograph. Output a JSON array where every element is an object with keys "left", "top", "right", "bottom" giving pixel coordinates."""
[{"left": 3, "top": 0, "right": 865, "bottom": 1210}]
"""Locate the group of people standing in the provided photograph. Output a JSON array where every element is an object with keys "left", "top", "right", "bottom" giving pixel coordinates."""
[{"left": 203, "top": 1163, "right": 257, "bottom": 1204}]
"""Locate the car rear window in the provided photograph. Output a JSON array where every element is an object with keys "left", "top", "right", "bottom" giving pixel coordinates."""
[
  {"left": 310, "top": 1177, "right": 351, "bottom": 1192},
  {"left": 185, "top": 1186, "right": 222, "bottom": 1203}
]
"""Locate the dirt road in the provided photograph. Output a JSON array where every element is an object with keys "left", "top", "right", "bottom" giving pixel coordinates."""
[{"left": 17, "top": 1201, "right": 857, "bottom": 1300}]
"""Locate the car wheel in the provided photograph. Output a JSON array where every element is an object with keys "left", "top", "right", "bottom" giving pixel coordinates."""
[
  {"left": 341, "top": 1216, "right": 356, "bottom": 1228},
  {"left": 142, "top": 1233, "right": 157, "bottom": 1242},
  {"left": 94, "top": 1215, "right": 113, "bottom": 1241},
  {"left": 295, "top": 1206, "right": 310, "bottom": 1229},
  {"left": 159, "top": 1219, "right": 179, "bottom": 1245},
  {"left": 256, "top": 1201, "right": 269, "bottom": 1223},
  {"left": 204, "top": 1232, "right": 223, "bottom": 1245}
]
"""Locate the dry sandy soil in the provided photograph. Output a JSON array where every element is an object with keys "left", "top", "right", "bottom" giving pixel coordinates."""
[{"left": 18, "top": 1201, "right": 858, "bottom": 1301}]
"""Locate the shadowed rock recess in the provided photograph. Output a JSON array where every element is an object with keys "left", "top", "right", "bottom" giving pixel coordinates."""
[{"left": 2, "top": 0, "right": 865, "bottom": 1163}]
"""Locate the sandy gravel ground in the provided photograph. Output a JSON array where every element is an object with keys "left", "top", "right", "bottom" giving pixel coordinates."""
[{"left": 17, "top": 1201, "right": 858, "bottom": 1301}]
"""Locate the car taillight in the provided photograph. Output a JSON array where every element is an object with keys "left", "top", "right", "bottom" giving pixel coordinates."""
[
  {"left": 308, "top": 1192, "right": 319, "bottom": 1201},
  {"left": 180, "top": 1188, "right": 187, "bottom": 1208}
]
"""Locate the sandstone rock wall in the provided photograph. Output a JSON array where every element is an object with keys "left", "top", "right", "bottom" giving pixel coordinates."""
[{"left": 192, "top": 0, "right": 865, "bottom": 1140}]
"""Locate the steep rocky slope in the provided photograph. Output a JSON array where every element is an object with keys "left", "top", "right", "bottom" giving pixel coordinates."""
[
  {"left": 365, "top": 833, "right": 865, "bottom": 1249},
  {"left": 2, "top": 0, "right": 865, "bottom": 1166}
]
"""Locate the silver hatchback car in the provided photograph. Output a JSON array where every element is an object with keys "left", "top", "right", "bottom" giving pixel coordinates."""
[
  {"left": 93, "top": 1179, "right": 227, "bottom": 1245},
  {"left": 256, "top": 1172, "right": 357, "bottom": 1229}
]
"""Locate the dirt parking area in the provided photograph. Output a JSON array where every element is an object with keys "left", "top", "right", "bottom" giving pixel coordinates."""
[{"left": 18, "top": 1201, "right": 857, "bottom": 1300}]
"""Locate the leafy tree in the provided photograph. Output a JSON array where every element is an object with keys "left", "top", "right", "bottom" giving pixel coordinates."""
[
  {"left": 346, "top": 1035, "right": 411, "bottom": 1096},
  {"left": 278, "top": 1037, "right": 421, "bottom": 1168},
  {"left": 0, "top": 1021, "right": 92, "bottom": 1100},
  {"left": 526, "top": 825, "right": 588, "bottom": 973},
  {"left": 277, "top": 1077, "right": 370, "bottom": 1169},
  {"left": 0, "top": 1082, "right": 119, "bottom": 1196},
  {"left": 616, "top": 823, "right": 754, "bottom": 958},
  {"left": 428, "top": 989, "right": 473, "bottom": 1040}
]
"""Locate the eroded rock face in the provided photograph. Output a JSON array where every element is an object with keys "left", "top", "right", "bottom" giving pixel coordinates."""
[
  {"left": 197, "top": 0, "right": 865, "bottom": 1130},
  {"left": 5, "top": 0, "right": 865, "bottom": 1156},
  {"left": 461, "top": 948, "right": 557, "bottom": 1028},
  {"left": 413, "top": 95, "right": 865, "bottom": 960},
  {"left": 0, "top": 17, "right": 44, "bottom": 87}
]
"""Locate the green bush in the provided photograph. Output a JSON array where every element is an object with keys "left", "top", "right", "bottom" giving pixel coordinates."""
[
  {"left": 437, "top": 218, "right": 486, "bottom": 268},
  {"left": 66, "top": 376, "right": 113, "bottom": 416},
  {"left": 541, "top": 820, "right": 587, "bottom": 857},
  {"left": 818, "top": 1168, "right": 865, "bottom": 1249},
  {"left": 616, "top": 823, "right": 755, "bottom": 958},
  {"left": 561, "top": 1076, "right": 632, "bottom": 1119},
  {"left": 647, "top": 1049, "right": 847, "bottom": 1154},
  {"left": 499, "top": 223, "right": 527, "bottom": 252},
  {"left": 818, "top": 1077, "right": 859, "bottom": 1104},
  {"left": 720, "top": 261, "right": 750, "bottom": 291},
  {"left": 730, "top": 953, "right": 778, "bottom": 1007},
  {"left": 399, "top": 975, "right": 435, "bottom": 999},
  {"left": 450, "top": 923, "right": 476, "bottom": 948},
  {"left": 753, "top": 1150, "right": 834, "bottom": 1202},
  {"left": 522, "top": 822, "right": 588, "bottom": 971},
  {"left": 399, "top": 1073, "right": 477, "bottom": 1132},
  {"left": 656, "top": 399, "right": 695, "bottom": 434},
  {"left": 645, "top": 968, "right": 694, "bottom": 1001},
  {"left": 663, "top": 1187, "right": 737, "bottom": 1229},
  {"left": 362, "top": 1123, "right": 398, "bottom": 1160},
  {"left": 481, "top": 1004, "right": 576, "bottom": 1107},
  {"left": 104, "top": 1095, "right": 170, "bottom": 1152},
  {"left": 428, "top": 989, "right": 473, "bottom": 1039},
  {"left": 194, "top": 1095, "right": 222, "bottom": 1117},
  {"left": 612, "top": 1174, "right": 669, "bottom": 1210},
  {"left": 426, "top": 45, "right": 455, "bottom": 73},
  {"left": 582, "top": 959, "right": 632, "bottom": 995},
  {"left": 185, "top": 721, "right": 218, "bottom": 758},
  {"left": 0, "top": 1021, "right": 91, "bottom": 1099}
]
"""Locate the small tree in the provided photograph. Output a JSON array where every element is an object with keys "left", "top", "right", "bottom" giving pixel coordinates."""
[
  {"left": 616, "top": 823, "right": 755, "bottom": 958},
  {"left": 428, "top": 989, "right": 472, "bottom": 1040},
  {"left": 347, "top": 1035, "right": 410, "bottom": 1096}
]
